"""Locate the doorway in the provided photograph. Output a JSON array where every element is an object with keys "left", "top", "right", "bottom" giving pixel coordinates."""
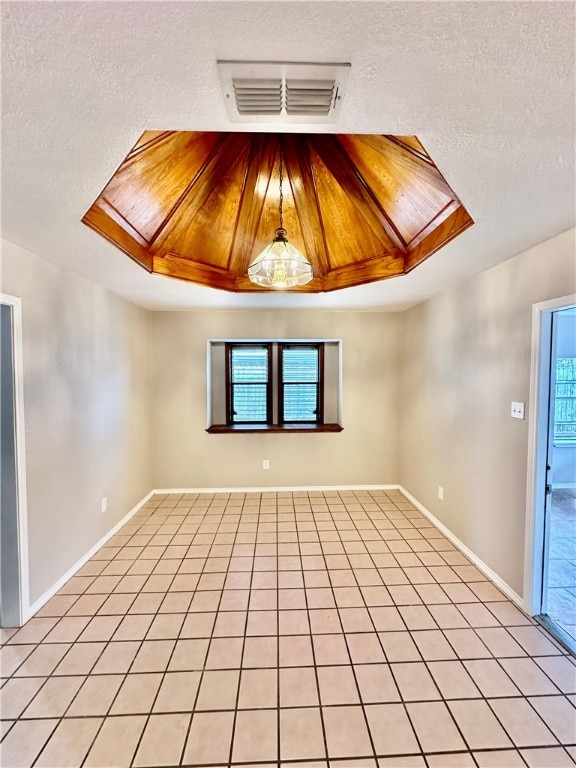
[
  {"left": 525, "top": 294, "right": 576, "bottom": 652},
  {"left": 0, "top": 295, "right": 29, "bottom": 627}
]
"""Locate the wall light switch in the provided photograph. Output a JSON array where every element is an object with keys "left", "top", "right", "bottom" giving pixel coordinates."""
[
  {"left": 511, "top": 402, "right": 525, "bottom": 420},
  {"left": 262, "top": 460, "right": 270, "bottom": 470},
  {"left": 438, "top": 486, "right": 444, "bottom": 501},
  {"left": 101, "top": 497, "right": 107, "bottom": 514}
]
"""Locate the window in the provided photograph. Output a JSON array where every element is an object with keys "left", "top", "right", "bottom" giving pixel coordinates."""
[
  {"left": 207, "top": 339, "right": 342, "bottom": 433},
  {"left": 227, "top": 344, "right": 272, "bottom": 424},
  {"left": 279, "top": 344, "right": 323, "bottom": 424},
  {"left": 228, "top": 343, "right": 322, "bottom": 425},
  {"left": 554, "top": 357, "right": 576, "bottom": 445}
]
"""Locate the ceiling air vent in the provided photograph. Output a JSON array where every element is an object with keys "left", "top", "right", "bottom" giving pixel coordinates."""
[
  {"left": 286, "top": 80, "right": 335, "bottom": 116},
  {"left": 218, "top": 61, "right": 350, "bottom": 125},
  {"left": 233, "top": 79, "right": 283, "bottom": 116}
]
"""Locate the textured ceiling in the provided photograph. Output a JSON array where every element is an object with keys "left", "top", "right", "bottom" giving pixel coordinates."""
[{"left": 1, "top": 1, "right": 574, "bottom": 311}]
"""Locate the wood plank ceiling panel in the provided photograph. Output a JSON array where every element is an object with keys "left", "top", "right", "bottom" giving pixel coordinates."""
[
  {"left": 82, "top": 131, "right": 474, "bottom": 293},
  {"left": 159, "top": 141, "right": 250, "bottom": 269},
  {"left": 308, "top": 144, "right": 394, "bottom": 270},
  {"left": 102, "top": 132, "right": 223, "bottom": 244},
  {"left": 336, "top": 134, "right": 455, "bottom": 246}
]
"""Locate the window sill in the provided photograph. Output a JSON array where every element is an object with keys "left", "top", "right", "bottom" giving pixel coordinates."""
[{"left": 206, "top": 423, "right": 343, "bottom": 434}]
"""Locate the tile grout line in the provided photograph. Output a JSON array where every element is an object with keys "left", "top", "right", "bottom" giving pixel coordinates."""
[
  {"left": 130, "top": 492, "right": 209, "bottom": 768},
  {"left": 2, "top": 489, "right": 576, "bottom": 768},
  {"left": 20, "top": 506, "right": 165, "bottom": 768},
  {"left": 62, "top": 494, "right": 188, "bottom": 767},
  {"left": 79, "top": 496, "right": 187, "bottom": 768},
  {"left": 297, "top": 506, "right": 330, "bottom": 766},
  {"left": 334, "top": 494, "right": 429, "bottom": 763},
  {"left": 226, "top": 493, "right": 259, "bottom": 768},
  {"left": 274, "top": 501, "right": 282, "bottom": 768}
]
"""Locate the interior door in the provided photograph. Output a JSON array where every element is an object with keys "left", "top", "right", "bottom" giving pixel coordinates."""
[
  {"left": 540, "top": 307, "right": 576, "bottom": 646},
  {"left": 0, "top": 303, "right": 21, "bottom": 626}
]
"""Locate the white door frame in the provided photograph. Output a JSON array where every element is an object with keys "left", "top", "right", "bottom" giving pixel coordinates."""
[
  {"left": 524, "top": 292, "right": 576, "bottom": 615},
  {"left": 0, "top": 293, "right": 30, "bottom": 625}
]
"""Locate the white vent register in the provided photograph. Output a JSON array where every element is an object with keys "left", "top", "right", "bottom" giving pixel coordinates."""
[{"left": 217, "top": 61, "right": 350, "bottom": 125}]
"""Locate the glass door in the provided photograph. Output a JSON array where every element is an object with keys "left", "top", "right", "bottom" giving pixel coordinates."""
[{"left": 540, "top": 307, "right": 576, "bottom": 647}]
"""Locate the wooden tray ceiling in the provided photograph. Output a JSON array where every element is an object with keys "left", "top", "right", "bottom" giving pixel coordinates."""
[{"left": 82, "top": 132, "right": 473, "bottom": 292}]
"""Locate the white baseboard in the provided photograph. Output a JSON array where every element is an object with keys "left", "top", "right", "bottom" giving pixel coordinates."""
[
  {"left": 25, "top": 490, "right": 154, "bottom": 621},
  {"left": 152, "top": 484, "right": 402, "bottom": 494},
  {"left": 24, "top": 484, "right": 525, "bottom": 623},
  {"left": 398, "top": 486, "right": 525, "bottom": 610}
]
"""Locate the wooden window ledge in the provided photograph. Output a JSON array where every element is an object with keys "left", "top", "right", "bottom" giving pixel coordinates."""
[{"left": 206, "top": 423, "right": 343, "bottom": 434}]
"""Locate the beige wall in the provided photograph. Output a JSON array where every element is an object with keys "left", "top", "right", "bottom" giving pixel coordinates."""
[
  {"left": 399, "top": 228, "right": 576, "bottom": 596},
  {"left": 3, "top": 226, "right": 574, "bottom": 607},
  {"left": 1, "top": 241, "right": 152, "bottom": 604},
  {"left": 151, "top": 310, "right": 401, "bottom": 489}
]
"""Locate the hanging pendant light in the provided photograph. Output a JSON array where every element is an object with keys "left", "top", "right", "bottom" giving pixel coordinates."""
[{"left": 248, "top": 140, "right": 313, "bottom": 289}]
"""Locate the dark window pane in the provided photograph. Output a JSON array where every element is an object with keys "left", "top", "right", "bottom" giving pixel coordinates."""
[
  {"left": 282, "top": 346, "right": 318, "bottom": 383},
  {"left": 231, "top": 346, "right": 269, "bottom": 383},
  {"left": 232, "top": 384, "right": 268, "bottom": 422},
  {"left": 283, "top": 384, "right": 318, "bottom": 422}
]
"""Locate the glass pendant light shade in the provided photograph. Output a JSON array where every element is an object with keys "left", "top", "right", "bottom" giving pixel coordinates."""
[
  {"left": 248, "top": 139, "right": 313, "bottom": 289},
  {"left": 248, "top": 228, "right": 313, "bottom": 288}
]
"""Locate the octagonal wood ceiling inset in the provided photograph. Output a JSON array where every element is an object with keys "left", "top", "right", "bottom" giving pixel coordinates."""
[{"left": 82, "top": 132, "right": 473, "bottom": 292}]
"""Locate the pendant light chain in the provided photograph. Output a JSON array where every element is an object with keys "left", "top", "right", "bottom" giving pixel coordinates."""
[
  {"left": 247, "top": 134, "right": 313, "bottom": 288},
  {"left": 278, "top": 139, "right": 284, "bottom": 231}
]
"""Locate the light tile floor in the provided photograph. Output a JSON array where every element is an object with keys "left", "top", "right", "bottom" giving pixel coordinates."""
[
  {"left": 547, "top": 489, "right": 576, "bottom": 643},
  {"left": 1, "top": 489, "right": 576, "bottom": 768}
]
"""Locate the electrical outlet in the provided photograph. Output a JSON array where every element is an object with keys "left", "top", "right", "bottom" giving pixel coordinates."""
[
  {"left": 511, "top": 402, "right": 525, "bottom": 419},
  {"left": 262, "top": 459, "right": 270, "bottom": 470},
  {"left": 101, "top": 497, "right": 107, "bottom": 514},
  {"left": 438, "top": 486, "right": 444, "bottom": 501}
]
